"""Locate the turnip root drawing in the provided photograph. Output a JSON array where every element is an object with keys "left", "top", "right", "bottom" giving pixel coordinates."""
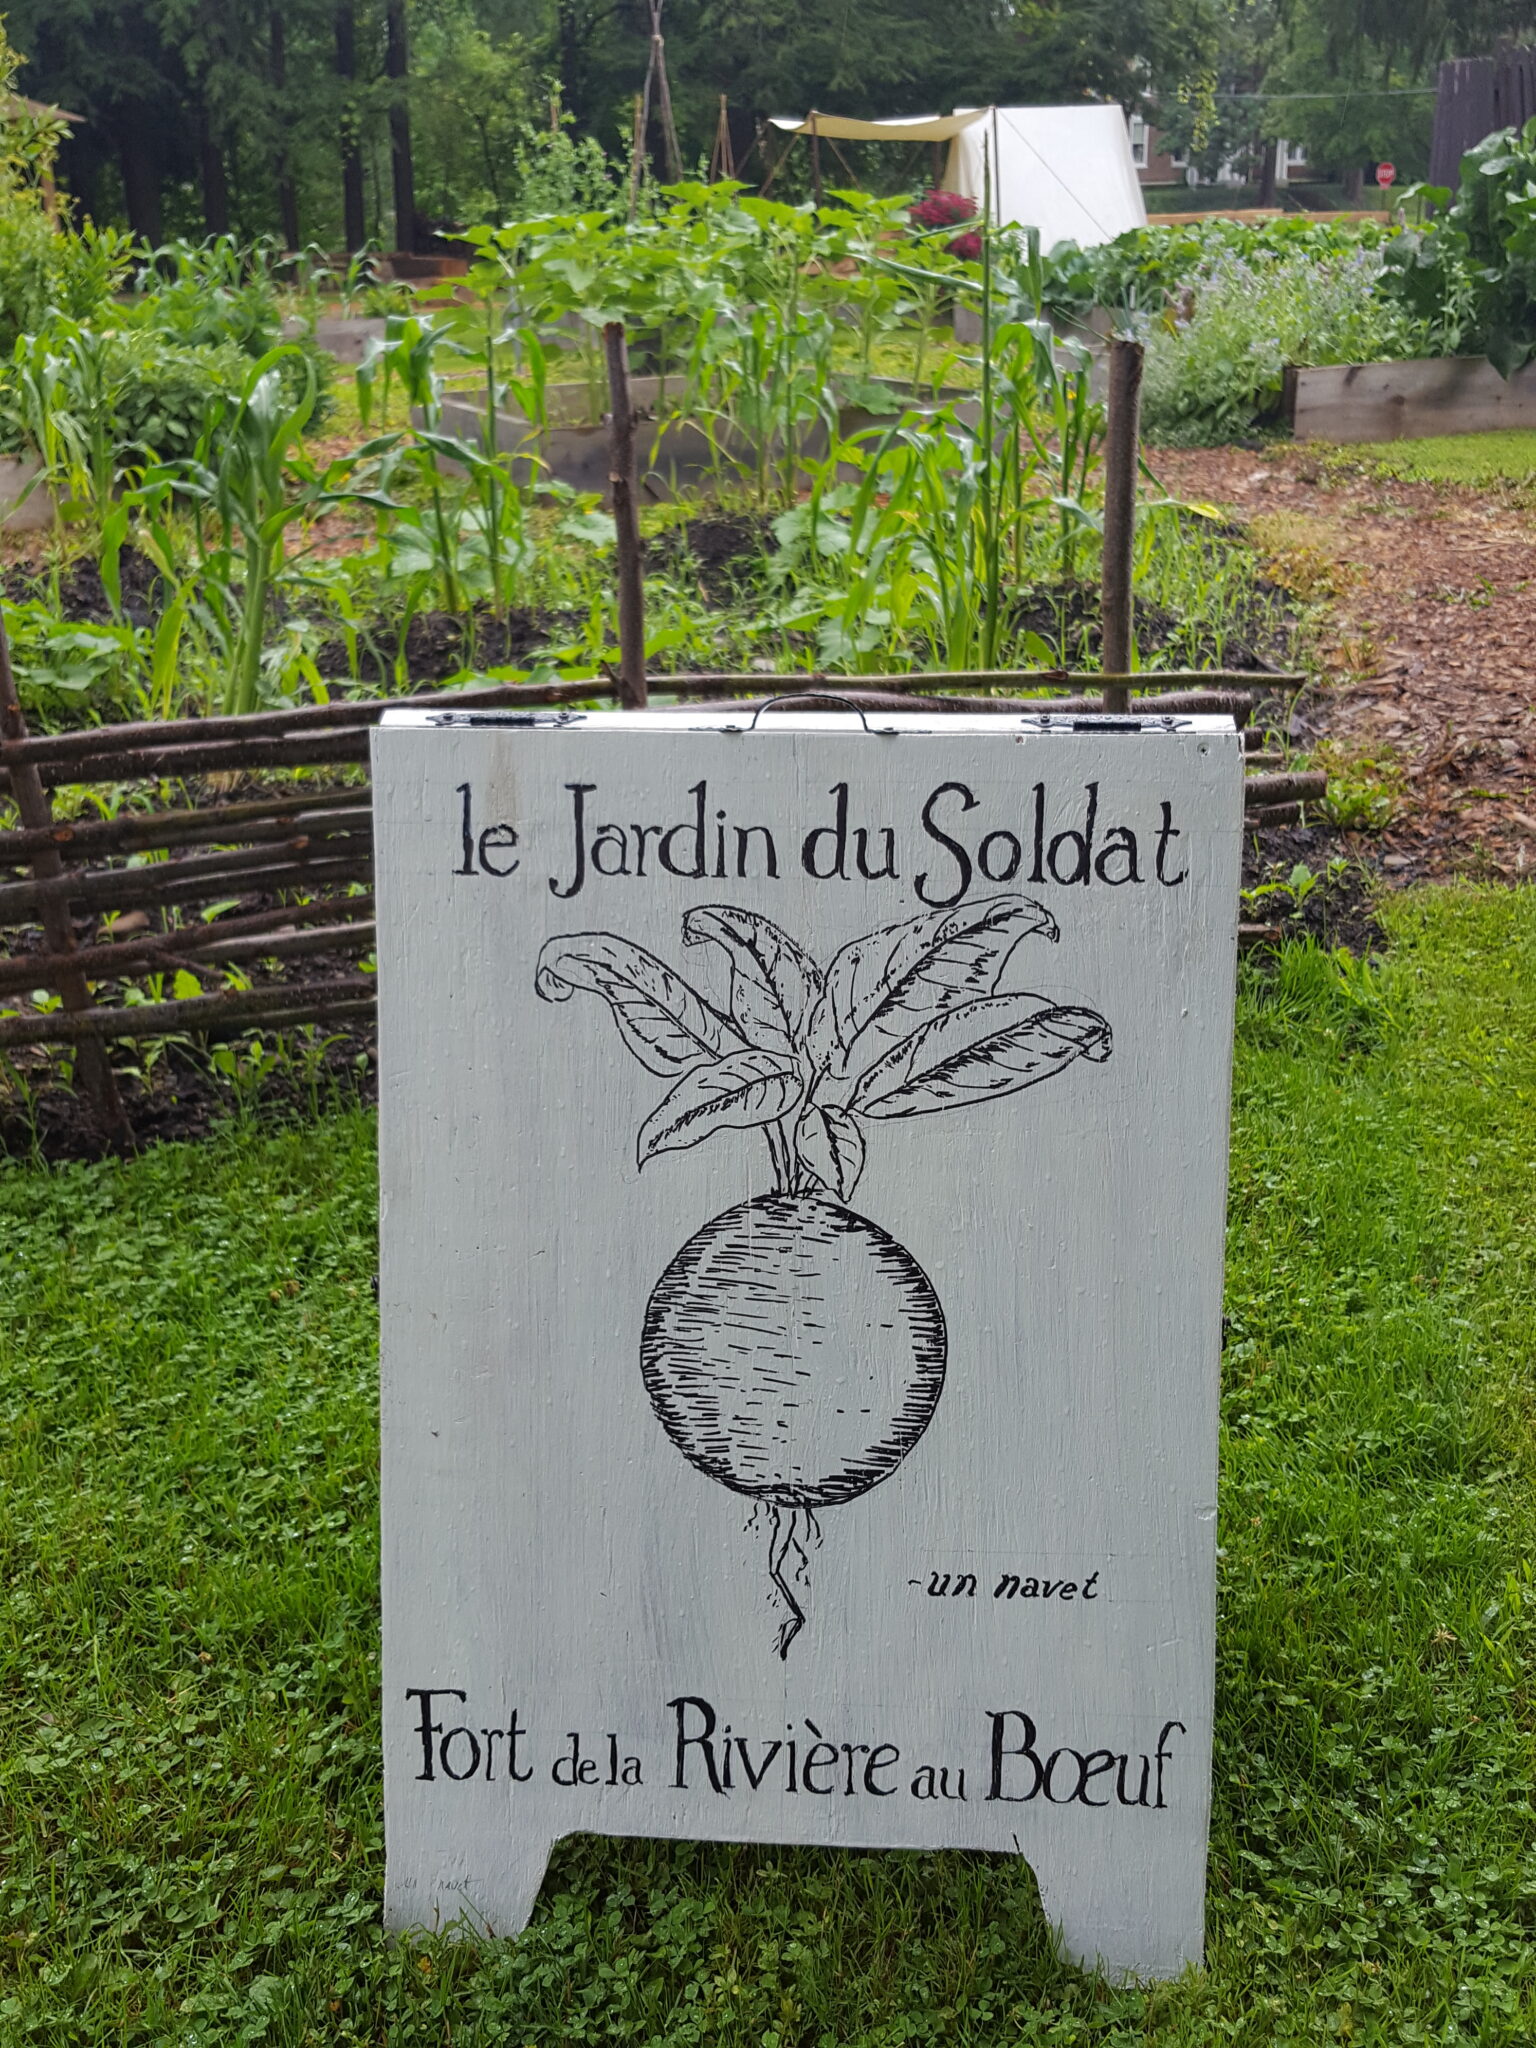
[{"left": 535, "top": 894, "right": 1113, "bottom": 1658}]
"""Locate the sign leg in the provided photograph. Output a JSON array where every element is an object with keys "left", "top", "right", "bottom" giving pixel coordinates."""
[
  {"left": 1030, "top": 1841, "right": 1206, "bottom": 1985},
  {"left": 385, "top": 1836, "right": 554, "bottom": 1939}
]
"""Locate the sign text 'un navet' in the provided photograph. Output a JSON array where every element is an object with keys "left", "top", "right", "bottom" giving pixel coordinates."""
[{"left": 373, "top": 708, "right": 1243, "bottom": 1982}]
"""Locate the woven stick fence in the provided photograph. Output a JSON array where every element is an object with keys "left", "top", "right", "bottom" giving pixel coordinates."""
[{"left": 1, "top": 650, "right": 1321, "bottom": 1142}]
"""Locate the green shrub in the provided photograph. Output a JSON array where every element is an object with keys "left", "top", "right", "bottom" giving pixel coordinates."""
[
  {"left": 1039, "top": 214, "right": 1397, "bottom": 323},
  {"left": 0, "top": 204, "right": 134, "bottom": 354},
  {"left": 1140, "top": 247, "right": 1430, "bottom": 445},
  {"left": 0, "top": 320, "right": 335, "bottom": 478},
  {"left": 110, "top": 329, "right": 333, "bottom": 458},
  {"left": 0, "top": 198, "right": 62, "bottom": 351},
  {"left": 1383, "top": 117, "right": 1536, "bottom": 375},
  {"left": 103, "top": 332, "right": 259, "bottom": 459}
]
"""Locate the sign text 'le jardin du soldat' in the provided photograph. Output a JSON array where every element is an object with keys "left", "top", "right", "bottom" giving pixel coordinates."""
[{"left": 374, "top": 709, "right": 1243, "bottom": 1982}]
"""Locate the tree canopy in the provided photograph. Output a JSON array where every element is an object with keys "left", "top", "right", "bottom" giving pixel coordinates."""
[{"left": 1, "top": 0, "right": 1529, "bottom": 244}]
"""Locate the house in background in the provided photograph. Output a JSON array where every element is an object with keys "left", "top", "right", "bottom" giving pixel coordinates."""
[
  {"left": 1127, "top": 113, "right": 1188, "bottom": 185},
  {"left": 1127, "top": 110, "right": 1308, "bottom": 192}
]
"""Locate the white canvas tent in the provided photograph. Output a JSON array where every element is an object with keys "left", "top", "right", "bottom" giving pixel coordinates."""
[
  {"left": 948, "top": 106, "right": 1146, "bottom": 248},
  {"left": 770, "top": 104, "right": 1146, "bottom": 250}
]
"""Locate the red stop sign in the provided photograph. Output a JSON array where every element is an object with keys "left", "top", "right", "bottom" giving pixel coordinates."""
[{"left": 1376, "top": 162, "right": 1396, "bottom": 188}]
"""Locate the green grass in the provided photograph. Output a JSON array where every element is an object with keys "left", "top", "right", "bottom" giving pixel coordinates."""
[
  {"left": 1343, "top": 428, "right": 1536, "bottom": 489},
  {"left": 2, "top": 885, "right": 1535, "bottom": 2045}
]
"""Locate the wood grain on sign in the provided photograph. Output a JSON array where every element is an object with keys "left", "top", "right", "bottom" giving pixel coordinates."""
[
  {"left": 372, "top": 709, "right": 1243, "bottom": 1984},
  {"left": 1285, "top": 356, "right": 1536, "bottom": 443}
]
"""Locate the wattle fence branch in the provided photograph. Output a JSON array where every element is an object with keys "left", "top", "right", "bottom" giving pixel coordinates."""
[{"left": 2, "top": 661, "right": 1320, "bottom": 1137}]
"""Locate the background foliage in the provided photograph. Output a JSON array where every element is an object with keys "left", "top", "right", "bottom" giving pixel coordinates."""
[{"left": 4, "top": 0, "right": 1533, "bottom": 249}]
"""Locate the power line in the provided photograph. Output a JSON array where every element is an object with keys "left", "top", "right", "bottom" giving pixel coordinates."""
[{"left": 1212, "top": 86, "right": 1438, "bottom": 99}]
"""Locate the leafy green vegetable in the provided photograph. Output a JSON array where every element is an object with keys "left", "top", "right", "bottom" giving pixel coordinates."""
[{"left": 1382, "top": 116, "right": 1536, "bottom": 376}]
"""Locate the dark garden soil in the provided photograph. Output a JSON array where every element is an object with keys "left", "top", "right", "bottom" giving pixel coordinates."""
[
  {"left": 652, "top": 514, "right": 777, "bottom": 605},
  {"left": 328, "top": 604, "right": 584, "bottom": 682},
  {"left": 1005, "top": 577, "right": 1293, "bottom": 674},
  {"left": 1155, "top": 443, "right": 1536, "bottom": 886},
  {"left": 5, "top": 546, "right": 167, "bottom": 630},
  {"left": 1240, "top": 825, "right": 1386, "bottom": 957},
  {"left": 0, "top": 1023, "right": 377, "bottom": 1164}
]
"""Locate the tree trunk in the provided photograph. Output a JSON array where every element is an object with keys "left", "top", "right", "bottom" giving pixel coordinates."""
[
  {"left": 335, "top": 2, "right": 367, "bottom": 251},
  {"left": 385, "top": 0, "right": 416, "bottom": 252},
  {"left": 1343, "top": 162, "right": 1364, "bottom": 204},
  {"left": 556, "top": 0, "right": 588, "bottom": 128},
  {"left": 200, "top": 114, "right": 231, "bottom": 236},
  {"left": 271, "top": 6, "right": 301, "bottom": 249},
  {"left": 1256, "top": 136, "right": 1278, "bottom": 207},
  {"left": 119, "top": 124, "right": 162, "bottom": 243}
]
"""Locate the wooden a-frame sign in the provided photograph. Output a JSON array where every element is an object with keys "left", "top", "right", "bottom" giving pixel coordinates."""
[{"left": 372, "top": 706, "right": 1242, "bottom": 1981}]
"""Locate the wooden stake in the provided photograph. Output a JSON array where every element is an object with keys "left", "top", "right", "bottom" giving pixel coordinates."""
[
  {"left": 711, "top": 95, "right": 735, "bottom": 182},
  {"left": 1100, "top": 337, "right": 1145, "bottom": 714},
  {"left": 628, "top": 91, "right": 645, "bottom": 223},
  {"left": 0, "top": 609, "right": 131, "bottom": 1143},
  {"left": 649, "top": 0, "right": 683, "bottom": 183},
  {"left": 603, "top": 322, "right": 648, "bottom": 710},
  {"left": 760, "top": 127, "right": 791, "bottom": 197}
]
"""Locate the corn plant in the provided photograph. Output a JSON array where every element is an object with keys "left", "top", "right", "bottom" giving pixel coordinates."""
[
  {"left": 0, "top": 321, "right": 133, "bottom": 515},
  {"left": 135, "top": 347, "right": 397, "bottom": 714}
]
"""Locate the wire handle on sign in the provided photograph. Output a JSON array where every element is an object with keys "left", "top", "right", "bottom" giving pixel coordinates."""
[{"left": 723, "top": 692, "right": 899, "bottom": 736}]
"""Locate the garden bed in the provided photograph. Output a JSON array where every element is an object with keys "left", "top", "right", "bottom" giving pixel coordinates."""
[
  {"left": 1285, "top": 356, "right": 1536, "bottom": 443},
  {"left": 428, "top": 381, "right": 984, "bottom": 497}
]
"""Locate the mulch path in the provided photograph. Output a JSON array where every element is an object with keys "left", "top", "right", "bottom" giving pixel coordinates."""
[{"left": 1154, "top": 443, "right": 1536, "bottom": 885}]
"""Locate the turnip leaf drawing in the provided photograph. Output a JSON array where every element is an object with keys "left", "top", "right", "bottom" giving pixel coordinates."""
[
  {"left": 534, "top": 931, "right": 744, "bottom": 1074},
  {"left": 821, "top": 894, "right": 1060, "bottom": 1073},
  {"left": 534, "top": 901, "right": 1111, "bottom": 1659},
  {"left": 638, "top": 1049, "right": 805, "bottom": 1168},
  {"left": 682, "top": 905, "right": 823, "bottom": 1057},
  {"left": 850, "top": 996, "right": 1113, "bottom": 1118}
]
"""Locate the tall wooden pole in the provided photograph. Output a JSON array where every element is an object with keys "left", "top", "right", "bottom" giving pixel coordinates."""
[
  {"left": 1100, "top": 337, "right": 1145, "bottom": 714},
  {"left": 809, "top": 111, "right": 824, "bottom": 206},
  {"left": 648, "top": 0, "right": 683, "bottom": 183},
  {"left": 711, "top": 95, "right": 735, "bottom": 181},
  {"left": 0, "top": 611, "right": 130, "bottom": 1144},
  {"left": 603, "top": 323, "right": 648, "bottom": 710},
  {"left": 628, "top": 91, "right": 646, "bottom": 221}
]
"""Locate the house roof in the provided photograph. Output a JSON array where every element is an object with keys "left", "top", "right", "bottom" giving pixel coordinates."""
[{"left": 3, "top": 95, "right": 83, "bottom": 125}]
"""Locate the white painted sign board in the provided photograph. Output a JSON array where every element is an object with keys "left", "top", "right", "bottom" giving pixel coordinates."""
[{"left": 372, "top": 707, "right": 1242, "bottom": 1982}]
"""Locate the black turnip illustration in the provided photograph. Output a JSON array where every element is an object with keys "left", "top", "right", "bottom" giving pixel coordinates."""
[{"left": 536, "top": 894, "right": 1112, "bottom": 1657}]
